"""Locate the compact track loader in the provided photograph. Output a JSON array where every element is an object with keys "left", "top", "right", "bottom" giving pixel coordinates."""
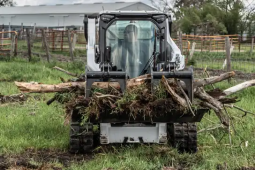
[{"left": 69, "top": 11, "right": 207, "bottom": 153}]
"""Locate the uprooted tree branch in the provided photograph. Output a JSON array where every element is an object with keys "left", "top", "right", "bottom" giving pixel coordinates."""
[{"left": 13, "top": 67, "right": 255, "bottom": 128}]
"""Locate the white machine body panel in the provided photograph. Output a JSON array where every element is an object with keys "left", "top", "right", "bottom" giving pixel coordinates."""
[
  {"left": 87, "top": 18, "right": 100, "bottom": 71},
  {"left": 100, "top": 123, "right": 167, "bottom": 144},
  {"left": 166, "top": 18, "right": 185, "bottom": 70}
]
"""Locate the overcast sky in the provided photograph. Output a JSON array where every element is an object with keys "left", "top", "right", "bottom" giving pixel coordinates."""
[
  {"left": 14, "top": 0, "right": 254, "bottom": 9},
  {"left": 15, "top": 0, "right": 152, "bottom": 6}
]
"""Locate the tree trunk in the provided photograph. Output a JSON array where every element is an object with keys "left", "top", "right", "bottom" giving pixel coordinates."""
[
  {"left": 53, "top": 66, "right": 78, "bottom": 77},
  {"left": 15, "top": 82, "right": 85, "bottom": 93},
  {"left": 223, "top": 79, "right": 255, "bottom": 96},
  {"left": 14, "top": 72, "right": 237, "bottom": 94},
  {"left": 15, "top": 75, "right": 149, "bottom": 93},
  {"left": 169, "top": 71, "right": 235, "bottom": 90}
]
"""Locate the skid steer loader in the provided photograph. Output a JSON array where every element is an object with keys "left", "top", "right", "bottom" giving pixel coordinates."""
[{"left": 69, "top": 11, "right": 208, "bottom": 153}]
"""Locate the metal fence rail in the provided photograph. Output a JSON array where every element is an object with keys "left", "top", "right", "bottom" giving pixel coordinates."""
[
  {"left": 33, "top": 30, "right": 78, "bottom": 52},
  {"left": 19, "top": 29, "right": 83, "bottom": 52},
  {"left": 0, "top": 31, "right": 18, "bottom": 56}
]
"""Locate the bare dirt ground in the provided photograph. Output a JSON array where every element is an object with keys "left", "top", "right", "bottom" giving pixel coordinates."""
[
  {"left": 1, "top": 148, "right": 254, "bottom": 170},
  {"left": 194, "top": 68, "right": 255, "bottom": 80},
  {"left": 0, "top": 149, "right": 91, "bottom": 170}
]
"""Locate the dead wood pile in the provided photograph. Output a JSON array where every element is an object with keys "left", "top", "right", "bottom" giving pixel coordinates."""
[{"left": 14, "top": 67, "right": 255, "bottom": 127}]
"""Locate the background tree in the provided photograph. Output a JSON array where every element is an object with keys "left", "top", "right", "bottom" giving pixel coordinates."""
[
  {"left": 150, "top": 0, "right": 176, "bottom": 15},
  {"left": 179, "top": 4, "right": 227, "bottom": 35},
  {"left": 246, "top": 13, "right": 255, "bottom": 37},
  {"left": 0, "top": 0, "right": 15, "bottom": 7},
  {"left": 151, "top": 0, "right": 248, "bottom": 35},
  {"left": 238, "top": 2, "right": 255, "bottom": 39},
  {"left": 174, "top": 0, "right": 213, "bottom": 9},
  {"left": 213, "top": 0, "right": 243, "bottom": 34}
]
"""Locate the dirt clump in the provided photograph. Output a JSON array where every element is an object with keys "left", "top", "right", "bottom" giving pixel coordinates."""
[{"left": 0, "top": 148, "right": 91, "bottom": 169}]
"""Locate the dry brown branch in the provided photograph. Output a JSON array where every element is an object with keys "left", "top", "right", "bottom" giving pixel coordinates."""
[
  {"left": 194, "top": 71, "right": 235, "bottom": 88},
  {"left": 162, "top": 76, "right": 187, "bottom": 109},
  {"left": 196, "top": 88, "right": 229, "bottom": 126},
  {"left": 224, "top": 104, "right": 255, "bottom": 116},
  {"left": 53, "top": 66, "right": 78, "bottom": 77},
  {"left": 203, "top": 66, "right": 215, "bottom": 89},
  {"left": 96, "top": 95, "right": 121, "bottom": 98},
  {"left": 175, "top": 79, "right": 194, "bottom": 116},
  {"left": 15, "top": 72, "right": 237, "bottom": 95},
  {"left": 60, "top": 77, "right": 67, "bottom": 83},
  {"left": 198, "top": 124, "right": 225, "bottom": 133},
  {"left": 167, "top": 71, "right": 235, "bottom": 91}
]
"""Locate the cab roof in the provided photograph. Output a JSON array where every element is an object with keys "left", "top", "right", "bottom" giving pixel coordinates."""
[{"left": 99, "top": 10, "right": 168, "bottom": 16}]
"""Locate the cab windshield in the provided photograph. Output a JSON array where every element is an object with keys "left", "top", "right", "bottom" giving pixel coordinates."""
[{"left": 106, "top": 20, "right": 159, "bottom": 78}]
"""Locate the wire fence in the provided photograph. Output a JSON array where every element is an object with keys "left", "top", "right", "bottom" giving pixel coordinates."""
[
  {"left": 1, "top": 29, "right": 255, "bottom": 75},
  {"left": 20, "top": 29, "right": 86, "bottom": 52},
  {"left": 0, "top": 28, "right": 88, "bottom": 62},
  {"left": 173, "top": 34, "right": 255, "bottom": 74}
]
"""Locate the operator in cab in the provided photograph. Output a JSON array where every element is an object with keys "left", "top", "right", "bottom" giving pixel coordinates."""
[{"left": 121, "top": 24, "right": 148, "bottom": 78}]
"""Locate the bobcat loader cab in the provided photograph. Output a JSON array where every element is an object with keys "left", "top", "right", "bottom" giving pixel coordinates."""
[{"left": 69, "top": 11, "right": 207, "bottom": 154}]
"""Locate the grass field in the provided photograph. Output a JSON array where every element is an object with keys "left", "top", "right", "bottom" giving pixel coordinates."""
[{"left": 0, "top": 57, "right": 255, "bottom": 170}]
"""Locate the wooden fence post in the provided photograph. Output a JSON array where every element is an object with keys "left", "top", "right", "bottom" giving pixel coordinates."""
[
  {"left": 251, "top": 37, "right": 254, "bottom": 54},
  {"left": 238, "top": 36, "right": 241, "bottom": 53},
  {"left": 52, "top": 31, "right": 55, "bottom": 51},
  {"left": 8, "top": 22, "right": 11, "bottom": 38},
  {"left": 20, "top": 23, "right": 23, "bottom": 39},
  {"left": 1, "top": 29, "right": 4, "bottom": 46},
  {"left": 10, "top": 34, "right": 13, "bottom": 57},
  {"left": 32, "top": 23, "right": 36, "bottom": 36},
  {"left": 61, "top": 31, "right": 64, "bottom": 51},
  {"left": 201, "top": 37, "right": 203, "bottom": 52},
  {"left": 26, "top": 28, "right": 32, "bottom": 62},
  {"left": 55, "top": 32, "right": 61, "bottom": 49},
  {"left": 41, "top": 29, "right": 51, "bottom": 62},
  {"left": 41, "top": 30, "right": 45, "bottom": 49},
  {"left": 178, "top": 31, "right": 183, "bottom": 53},
  {"left": 10, "top": 33, "right": 16, "bottom": 57},
  {"left": 30, "top": 23, "right": 36, "bottom": 45},
  {"left": 209, "top": 38, "right": 212, "bottom": 52},
  {"left": 72, "top": 33, "right": 77, "bottom": 51},
  {"left": 67, "top": 30, "right": 74, "bottom": 61},
  {"left": 189, "top": 42, "right": 196, "bottom": 60},
  {"left": 225, "top": 37, "right": 231, "bottom": 83},
  {"left": 14, "top": 34, "right": 17, "bottom": 56}
]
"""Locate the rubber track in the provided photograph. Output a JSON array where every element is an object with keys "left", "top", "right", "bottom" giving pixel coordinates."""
[
  {"left": 69, "top": 122, "right": 94, "bottom": 153},
  {"left": 168, "top": 123, "right": 197, "bottom": 153}
]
